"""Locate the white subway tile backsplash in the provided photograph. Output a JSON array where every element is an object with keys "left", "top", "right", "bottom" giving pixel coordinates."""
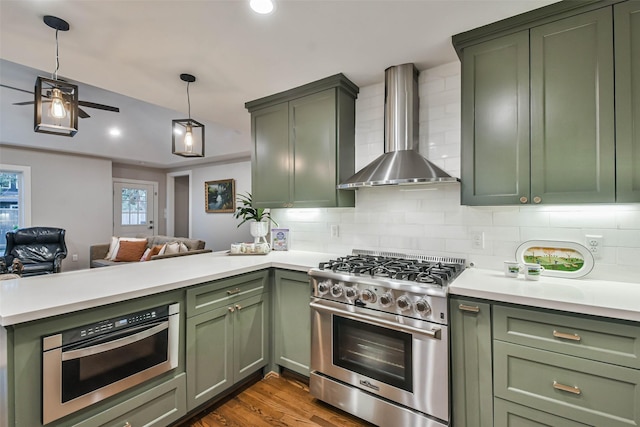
[{"left": 549, "top": 211, "right": 617, "bottom": 229}]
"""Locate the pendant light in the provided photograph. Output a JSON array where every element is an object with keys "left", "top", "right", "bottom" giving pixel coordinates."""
[
  {"left": 34, "top": 15, "right": 79, "bottom": 137},
  {"left": 172, "top": 73, "right": 205, "bottom": 157}
]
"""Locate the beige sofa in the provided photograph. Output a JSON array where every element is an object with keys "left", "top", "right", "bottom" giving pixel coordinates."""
[{"left": 90, "top": 235, "right": 211, "bottom": 268}]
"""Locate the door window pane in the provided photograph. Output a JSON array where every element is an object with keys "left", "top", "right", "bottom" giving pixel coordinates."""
[
  {"left": 0, "top": 172, "right": 20, "bottom": 253},
  {"left": 121, "top": 188, "right": 148, "bottom": 226}
]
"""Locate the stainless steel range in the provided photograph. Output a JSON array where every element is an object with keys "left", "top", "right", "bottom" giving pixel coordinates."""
[{"left": 309, "top": 250, "right": 466, "bottom": 427}]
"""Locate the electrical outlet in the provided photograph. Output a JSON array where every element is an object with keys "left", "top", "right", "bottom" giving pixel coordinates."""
[
  {"left": 585, "top": 234, "right": 603, "bottom": 258},
  {"left": 72, "top": 254, "right": 78, "bottom": 262},
  {"left": 330, "top": 224, "right": 340, "bottom": 238},
  {"left": 471, "top": 232, "right": 485, "bottom": 250}
]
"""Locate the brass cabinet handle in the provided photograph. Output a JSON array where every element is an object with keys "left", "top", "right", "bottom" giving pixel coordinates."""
[
  {"left": 553, "top": 381, "right": 581, "bottom": 395},
  {"left": 458, "top": 304, "right": 480, "bottom": 313},
  {"left": 235, "top": 304, "right": 242, "bottom": 311},
  {"left": 533, "top": 196, "right": 542, "bottom": 204},
  {"left": 228, "top": 307, "right": 235, "bottom": 313},
  {"left": 553, "top": 330, "right": 581, "bottom": 342},
  {"left": 226, "top": 288, "right": 241, "bottom": 295},
  {"left": 519, "top": 196, "right": 528, "bottom": 204}
]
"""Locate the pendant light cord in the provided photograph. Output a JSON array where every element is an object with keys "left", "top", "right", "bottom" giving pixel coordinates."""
[
  {"left": 186, "top": 81, "right": 191, "bottom": 120},
  {"left": 52, "top": 28, "right": 60, "bottom": 80}
]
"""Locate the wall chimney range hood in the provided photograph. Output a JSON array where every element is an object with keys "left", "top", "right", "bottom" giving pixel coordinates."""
[{"left": 337, "top": 63, "right": 459, "bottom": 189}]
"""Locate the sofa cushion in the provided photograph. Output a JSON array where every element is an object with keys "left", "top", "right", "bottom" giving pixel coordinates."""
[
  {"left": 114, "top": 240, "right": 148, "bottom": 262},
  {"left": 107, "top": 237, "right": 147, "bottom": 260}
]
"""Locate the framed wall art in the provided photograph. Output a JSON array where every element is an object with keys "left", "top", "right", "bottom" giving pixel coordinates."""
[{"left": 205, "top": 179, "right": 235, "bottom": 213}]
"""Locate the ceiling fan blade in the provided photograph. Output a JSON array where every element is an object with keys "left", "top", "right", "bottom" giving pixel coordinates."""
[
  {"left": 78, "top": 100, "right": 119, "bottom": 113},
  {"left": 12, "top": 101, "right": 36, "bottom": 106},
  {"left": 0, "top": 84, "right": 34, "bottom": 95},
  {"left": 78, "top": 108, "right": 90, "bottom": 119}
]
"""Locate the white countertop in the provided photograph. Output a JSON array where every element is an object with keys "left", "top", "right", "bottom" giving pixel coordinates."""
[
  {"left": 2, "top": 251, "right": 639, "bottom": 326},
  {"left": 0, "top": 250, "right": 338, "bottom": 326},
  {"left": 450, "top": 267, "right": 640, "bottom": 322}
]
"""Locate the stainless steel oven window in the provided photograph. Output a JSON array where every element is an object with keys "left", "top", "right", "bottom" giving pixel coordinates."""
[{"left": 333, "top": 315, "right": 413, "bottom": 392}]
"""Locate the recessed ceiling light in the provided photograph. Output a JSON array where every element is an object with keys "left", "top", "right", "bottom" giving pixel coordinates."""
[
  {"left": 250, "top": 0, "right": 274, "bottom": 14},
  {"left": 109, "top": 128, "right": 121, "bottom": 137}
]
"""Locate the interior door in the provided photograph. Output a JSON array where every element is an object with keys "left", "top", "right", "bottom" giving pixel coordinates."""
[{"left": 113, "top": 181, "right": 156, "bottom": 237}]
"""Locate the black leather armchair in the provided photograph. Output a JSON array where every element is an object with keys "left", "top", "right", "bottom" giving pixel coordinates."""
[{"left": 1, "top": 227, "right": 67, "bottom": 277}]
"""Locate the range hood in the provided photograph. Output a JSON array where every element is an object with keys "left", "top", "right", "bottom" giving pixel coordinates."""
[{"left": 337, "top": 63, "right": 459, "bottom": 189}]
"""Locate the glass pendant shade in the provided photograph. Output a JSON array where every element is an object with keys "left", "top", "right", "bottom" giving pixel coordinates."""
[
  {"left": 172, "top": 118, "right": 205, "bottom": 157},
  {"left": 34, "top": 76, "right": 78, "bottom": 137}
]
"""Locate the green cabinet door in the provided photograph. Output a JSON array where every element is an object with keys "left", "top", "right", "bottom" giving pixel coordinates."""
[
  {"left": 615, "top": 1, "right": 640, "bottom": 203},
  {"left": 450, "top": 297, "right": 493, "bottom": 427},
  {"left": 234, "top": 292, "right": 270, "bottom": 383},
  {"left": 186, "top": 305, "right": 233, "bottom": 410},
  {"left": 530, "top": 8, "right": 615, "bottom": 204},
  {"left": 273, "top": 270, "right": 311, "bottom": 376},
  {"left": 251, "top": 102, "right": 291, "bottom": 207},
  {"left": 461, "top": 30, "right": 530, "bottom": 206},
  {"left": 290, "top": 90, "right": 338, "bottom": 207}
]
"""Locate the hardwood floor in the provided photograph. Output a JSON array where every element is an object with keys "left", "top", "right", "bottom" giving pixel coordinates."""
[{"left": 178, "top": 372, "right": 375, "bottom": 427}]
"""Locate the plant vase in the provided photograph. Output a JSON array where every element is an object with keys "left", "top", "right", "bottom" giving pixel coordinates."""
[{"left": 250, "top": 221, "right": 269, "bottom": 244}]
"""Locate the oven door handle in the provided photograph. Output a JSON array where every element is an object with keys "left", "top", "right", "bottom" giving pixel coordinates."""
[
  {"left": 61, "top": 322, "right": 168, "bottom": 361},
  {"left": 310, "top": 301, "right": 441, "bottom": 340}
]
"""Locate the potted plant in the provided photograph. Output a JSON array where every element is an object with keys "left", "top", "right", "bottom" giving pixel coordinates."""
[{"left": 234, "top": 192, "right": 277, "bottom": 243}]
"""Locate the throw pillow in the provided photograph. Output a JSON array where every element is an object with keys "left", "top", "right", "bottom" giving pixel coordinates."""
[
  {"left": 114, "top": 240, "right": 148, "bottom": 262},
  {"left": 109, "top": 237, "right": 147, "bottom": 261},
  {"left": 160, "top": 242, "right": 182, "bottom": 255},
  {"left": 179, "top": 242, "right": 189, "bottom": 253},
  {"left": 146, "top": 245, "right": 164, "bottom": 261},
  {"left": 140, "top": 248, "right": 151, "bottom": 262},
  {"left": 104, "top": 236, "right": 119, "bottom": 259}
]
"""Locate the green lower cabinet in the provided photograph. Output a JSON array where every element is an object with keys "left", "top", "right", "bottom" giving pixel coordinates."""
[
  {"left": 273, "top": 270, "right": 311, "bottom": 376},
  {"left": 449, "top": 297, "right": 493, "bottom": 427},
  {"left": 494, "top": 398, "right": 592, "bottom": 427},
  {"left": 186, "top": 291, "right": 269, "bottom": 411},
  {"left": 494, "top": 340, "right": 640, "bottom": 427},
  {"left": 72, "top": 374, "right": 187, "bottom": 427}
]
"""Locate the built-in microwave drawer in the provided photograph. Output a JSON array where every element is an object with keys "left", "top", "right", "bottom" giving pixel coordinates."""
[
  {"left": 494, "top": 341, "right": 640, "bottom": 427},
  {"left": 493, "top": 305, "right": 640, "bottom": 369},
  {"left": 186, "top": 271, "right": 268, "bottom": 317}
]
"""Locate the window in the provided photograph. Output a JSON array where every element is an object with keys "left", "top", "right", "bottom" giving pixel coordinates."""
[{"left": 0, "top": 165, "right": 31, "bottom": 253}]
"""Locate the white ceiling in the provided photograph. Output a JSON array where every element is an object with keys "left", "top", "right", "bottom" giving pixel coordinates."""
[{"left": 0, "top": 0, "right": 558, "bottom": 168}]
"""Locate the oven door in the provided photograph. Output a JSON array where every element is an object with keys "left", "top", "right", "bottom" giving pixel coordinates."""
[
  {"left": 310, "top": 298, "right": 449, "bottom": 422},
  {"left": 42, "top": 306, "right": 179, "bottom": 424}
]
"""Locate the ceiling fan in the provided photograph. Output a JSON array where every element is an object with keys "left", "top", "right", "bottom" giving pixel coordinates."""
[{"left": 1, "top": 83, "right": 120, "bottom": 119}]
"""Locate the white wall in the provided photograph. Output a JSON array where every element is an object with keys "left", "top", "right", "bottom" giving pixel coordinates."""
[
  {"left": 0, "top": 146, "right": 112, "bottom": 271},
  {"left": 271, "top": 62, "right": 640, "bottom": 283},
  {"left": 186, "top": 159, "right": 253, "bottom": 251}
]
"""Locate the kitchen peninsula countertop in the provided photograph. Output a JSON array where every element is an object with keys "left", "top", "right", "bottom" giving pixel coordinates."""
[
  {"left": 449, "top": 267, "right": 640, "bottom": 323},
  {"left": 0, "top": 250, "right": 338, "bottom": 326},
  {"left": 2, "top": 251, "right": 639, "bottom": 326}
]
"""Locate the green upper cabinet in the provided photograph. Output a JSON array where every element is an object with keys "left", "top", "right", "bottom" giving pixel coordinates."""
[
  {"left": 530, "top": 8, "right": 615, "bottom": 204},
  {"left": 461, "top": 30, "right": 530, "bottom": 205},
  {"left": 615, "top": 1, "right": 640, "bottom": 202},
  {"left": 246, "top": 74, "right": 358, "bottom": 209},
  {"left": 456, "top": 1, "right": 637, "bottom": 205}
]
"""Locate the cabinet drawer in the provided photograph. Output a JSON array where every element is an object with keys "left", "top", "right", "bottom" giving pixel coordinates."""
[
  {"left": 494, "top": 398, "right": 592, "bottom": 427},
  {"left": 186, "top": 271, "right": 268, "bottom": 317},
  {"left": 494, "top": 305, "right": 640, "bottom": 369},
  {"left": 73, "top": 373, "right": 186, "bottom": 427},
  {"left": 494, "top": 341, "right": 640, "bottom": 427}
]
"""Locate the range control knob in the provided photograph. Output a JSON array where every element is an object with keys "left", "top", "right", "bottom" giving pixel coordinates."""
[
  {"left": 317, "top": 281, "right": 330, "bottom": 296},
  {"left": 396, "top": 296, "right": 412, "bottom": 312},
  {"left": 379, "top": 292, "right": 394, "bottom": 308},
  {"left": 415, "top": 299, "right": 432, "bottom": 316},
  {"left": 330, "top": 283, "right": 344, "bottom": 298},
  {"left": 361, "top": 289, "right": 377, "bottom": 303},
  {"left": 345, "top": 287, "right": 359, "bottom": 300}
]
